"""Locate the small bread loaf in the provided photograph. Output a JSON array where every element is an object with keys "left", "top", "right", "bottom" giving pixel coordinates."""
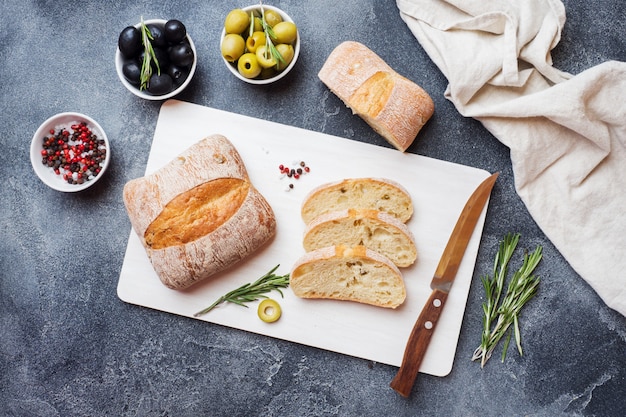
[
  {"left": 318, "top": 41, "right": 434, "bottom": 152},
  {"left": 303, "top": 209, "right": 417, "bottom": 267},
  {"left": 290, "top": 245, "right": 406, "bottom": 309},
  {"left": 301, "top": 178, "right": 413, "bottom": 224},
  {"left": 123, "top": 134, "right": 276, "bottom": 290}
]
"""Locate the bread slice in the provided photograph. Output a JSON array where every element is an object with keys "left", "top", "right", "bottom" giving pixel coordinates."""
[
  {"left": 301, "top": 178, "right": 413, "bottom": 224},
  {"left": 123, "top": 134, "right": 276, "bottom": 290},
  {"left": 303, "top": 209, "right": 417, "bottom": 267},
  {"left": 318, "top": 41, "right": 434, "bottom": 152},
  {"left": 290, "top": 245, "right": 406, "bottom": 309}
]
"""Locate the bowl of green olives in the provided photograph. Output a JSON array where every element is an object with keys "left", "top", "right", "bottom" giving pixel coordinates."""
[
  {"left": 220, "top": 5, "right": 300, "bottom": 84},
  {"left": 115, "top": 18, "right": 197, "bottom": 100}
]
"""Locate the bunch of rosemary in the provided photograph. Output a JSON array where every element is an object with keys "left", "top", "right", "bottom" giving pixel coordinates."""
[
  {"left": 472, "top": 233, "right": 542, "bottom": 367},
  {"left": 194, "top": 265, "right": 289, "bottom": 317},
  {"left": 139, "top": 17, "right": 160, "bottom": 91}
]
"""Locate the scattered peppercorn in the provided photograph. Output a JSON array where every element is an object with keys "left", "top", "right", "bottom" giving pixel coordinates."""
[{"left": 278, "top": 160, "right": 311, "bottom": 191}]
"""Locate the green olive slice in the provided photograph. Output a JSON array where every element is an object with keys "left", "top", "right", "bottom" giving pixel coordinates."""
[{"left": 258, "top": 299, "right": 282, "bottom": 323}]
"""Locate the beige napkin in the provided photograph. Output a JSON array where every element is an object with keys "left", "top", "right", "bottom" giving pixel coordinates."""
[{"left": 397, "top": 0, "right": 626, "bottom": 315}]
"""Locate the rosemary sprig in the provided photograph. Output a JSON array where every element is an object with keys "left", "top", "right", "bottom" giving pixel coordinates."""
[
  {"left": 259, "top": 2, "right": 285, "bottom": 68},
  {"left": 193, "top": 265, "right": 290, "bottom": 317},
  {"left": 472, "top": 233, "right": 542, "bottom": 367},
  {"left": 139, "top": 17, "right": 160, "bottom": 91}
]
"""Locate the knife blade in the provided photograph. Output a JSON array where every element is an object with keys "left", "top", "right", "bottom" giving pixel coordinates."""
[{"left": 390, "top": 172, "right": 499, "bottom": 397}]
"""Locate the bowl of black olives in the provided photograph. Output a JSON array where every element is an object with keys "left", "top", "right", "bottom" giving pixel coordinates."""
[
  {"left": 116, "top": 18, "right": 197, "bottom": 100},
  {"left": 220, "top": 5, "right": 300, "bottom": 84}
]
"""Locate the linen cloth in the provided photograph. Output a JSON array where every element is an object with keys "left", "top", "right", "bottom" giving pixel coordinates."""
[{"left": 397, "top": 0, "right": 626, "bottom": 315}]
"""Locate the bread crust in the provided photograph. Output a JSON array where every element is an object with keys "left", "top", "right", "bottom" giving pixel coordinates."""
[
  {"left": 123, "top": 134, "right": 276, "bottom": 290},
  {"left": 300, "top": 177, "right": 414, "bottom": 224},
  {"left": 318, "top": 41, "right": 434, "bottom": 151}
]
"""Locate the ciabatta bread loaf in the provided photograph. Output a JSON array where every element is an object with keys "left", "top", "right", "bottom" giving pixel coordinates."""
[
  {"left": 123, "top": 134, "right": 276, "bottom": 290},
  {"left": 303, "top": 209, "right": 417, "bottom": 267},
  {"left": 301, "top": 178, "right": 413, "bottom": 224},
  {"left": 290, "top": 245, "right": 406, "bottom": 309},
  {"left": 318, "top": 41, "right": 434, "bottom": 152}
]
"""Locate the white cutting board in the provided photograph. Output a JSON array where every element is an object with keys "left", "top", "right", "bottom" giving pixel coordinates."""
[{"left": 118, "top": 99, "right": 491, "bottom": 377}]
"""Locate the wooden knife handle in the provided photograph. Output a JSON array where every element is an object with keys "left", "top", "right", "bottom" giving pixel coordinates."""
[{"left": 390, "top": 288, "right": 449, "bottom": 397}]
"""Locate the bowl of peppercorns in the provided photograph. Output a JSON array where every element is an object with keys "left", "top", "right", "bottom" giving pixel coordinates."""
[{"left": 30, "top": 112, "right": 110, "bottom": 192}]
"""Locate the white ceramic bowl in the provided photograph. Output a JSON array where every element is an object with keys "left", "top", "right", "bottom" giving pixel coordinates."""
[
  {"left": 30, "top": 112, "right": 110, "bottom": 192},
  {"left": 221, "top": 5, "right": 300, "bottom": 85},
  {"left": 115, "top": 19, "right": 197, "bottom": 100}
]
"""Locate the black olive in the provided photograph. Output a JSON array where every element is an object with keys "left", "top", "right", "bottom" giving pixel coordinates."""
[
  {"left": 147, "top": 73, "right": 173, "bottom": 95},
  {"left": 166, "top": 64, "right": 189, "bottom": 86},
  {"left": 140, "top": 47, "right": 170, "bottom": 69},
  {"left": 164, "top": 19, "right": 187, "bottom": 44},
  {"left": 146, "top": 23, "right": 166, "bottom": 47},
  {"left": 118, "top": 26, "right": 142, "bottom": 58},
  {"left": 153, "top": 47, "right": 170, "bottom": 68},
  {"left": 168, "top": 43, "right": 194, "bottom": 67},
  {"left": 122, "top": 60, "right": 142, "bottom": 85}
]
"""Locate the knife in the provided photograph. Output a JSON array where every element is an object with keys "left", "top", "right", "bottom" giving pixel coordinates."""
[{"left": 390, "top": 172, "right": 499, "bottom": 397}]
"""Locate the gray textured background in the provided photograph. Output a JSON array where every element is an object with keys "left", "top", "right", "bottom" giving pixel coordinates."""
[{"left": 1, "top": 1, "right": 625, "bottom": 416}]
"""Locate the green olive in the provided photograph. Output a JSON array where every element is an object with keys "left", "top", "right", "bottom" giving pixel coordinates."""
[
  {"left": 237, "top": 53, "right": 262, "bottom": 78},
  {"left": 255, "top": 45, "right": 276, "bottom": 69},
  {"left": 260, "top": 67, "right": 277, "bottom": 79},
  {"left": 253, "top": 16, "right": 263, "bottom": 32},
  {"left": 245, "top": 31, "right": 266, "bottom": 54},
  {"left": 272, "top": 21, "right": 297, "bottom": 44},
  {"left": 224, "top": 9, "right": 250, "bottom": 34},
  {"left": 258, "top": 299, "right": 282, "bottom": 323},
  {"left": 221, "top": 34, "right": 245, "bottom": 62},
  {"left": 264, "top": 10, "right": 283, "bottom": 27},
  {"left": 275, "top": 43, "right": 295, "bottom": 70}
]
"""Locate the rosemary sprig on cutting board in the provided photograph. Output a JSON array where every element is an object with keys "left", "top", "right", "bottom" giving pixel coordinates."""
[
  {"left": 472, "top": 233, "right": 542, "bottom": 367},
  {"left": 193, "top": 265, "right": 289, "bottom": 317}
]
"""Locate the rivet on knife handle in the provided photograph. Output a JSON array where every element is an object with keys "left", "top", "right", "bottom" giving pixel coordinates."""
[
  {"left": 389, "top": 289, "right": 449, "bottom": 397},
  {"left": 390, "top": 172, "right": 499, "bottom": 397}
]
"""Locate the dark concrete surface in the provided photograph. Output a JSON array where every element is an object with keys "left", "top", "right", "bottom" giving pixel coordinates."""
[{"left": 1, "top": 1, "right": 625, "bottom": 416}]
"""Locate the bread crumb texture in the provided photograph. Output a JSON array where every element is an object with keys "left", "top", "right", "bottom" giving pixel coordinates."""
[
  {"left": 303, "top": 208, "right": 417, "bottom": 267},
  {"left": 291, "top": 245, "right": 406, "bottom": 309},
  {"left": 301, "top": 177, "right": 413, "bottom": 224},
  {"left": 293, "top": 177, "right": 418, "bottom": 308}
]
